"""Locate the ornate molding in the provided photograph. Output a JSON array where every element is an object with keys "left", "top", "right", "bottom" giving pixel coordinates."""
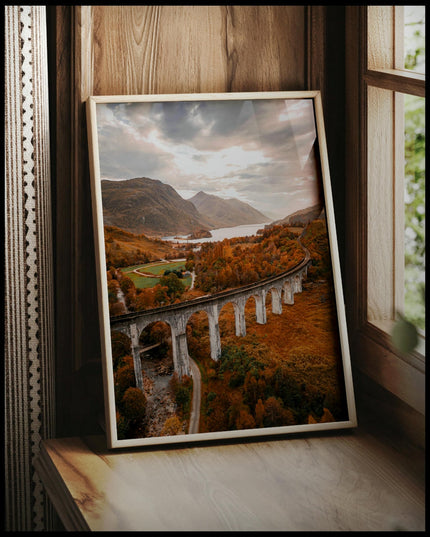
[{"left": 4, "top": 5, "right": 55, "bottom": 531}]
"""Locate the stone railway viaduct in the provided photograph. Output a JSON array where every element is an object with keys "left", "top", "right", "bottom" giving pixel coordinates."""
[{"left": 110, "top": 245, "right": 311, "bottom": 392}]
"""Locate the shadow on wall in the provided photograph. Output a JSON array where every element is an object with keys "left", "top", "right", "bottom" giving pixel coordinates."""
[{"left": 67, "top": 359, "right": 105, "bottom": 436}]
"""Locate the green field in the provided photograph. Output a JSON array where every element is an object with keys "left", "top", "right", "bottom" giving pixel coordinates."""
[{"left": 121, "top": 260, "right": 191, "bottom": 289}]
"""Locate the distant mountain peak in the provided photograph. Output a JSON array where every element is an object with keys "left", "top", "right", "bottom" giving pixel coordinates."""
[
  {"left": 189, "top": 191, "right": 268, "bottom": 228},
  {"left": 101, "top": 177, "right": 208, "bottom": 236}
]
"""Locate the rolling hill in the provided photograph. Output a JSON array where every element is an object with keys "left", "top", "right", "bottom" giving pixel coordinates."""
[
  {"left": 104, "top": 225, "right": 178, "bottom": 268},
  {"left": 270, "top": 204, "right": 325, "bottom": 227}
]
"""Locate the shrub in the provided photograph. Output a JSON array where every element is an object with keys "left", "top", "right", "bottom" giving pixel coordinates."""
[
  {"left": 114, "top": 356, "right": 136, "bottom": 401},
  {"left": 160, "top": 416, "right": 182, "bottom": 436},
  {"left": 111, "top": 332, "right": 132, "bottom": 368},
  {"left": 170, "top": 373, "right": 193, "bottom": 416},
  {"left": 235, "top": 409, "right": 256, "bottom": 430},
  {"left": 121, "top": 387, "right": 147, "bottom": 421}
]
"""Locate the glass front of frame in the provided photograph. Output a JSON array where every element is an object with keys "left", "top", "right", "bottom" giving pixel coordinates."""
[{"left": 87, "top": 92, "right": 357, "bottom": 448}]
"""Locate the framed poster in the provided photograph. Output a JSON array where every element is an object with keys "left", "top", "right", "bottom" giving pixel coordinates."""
[{"left": 86, "top": 91, "right": 357, "bottom": 449}]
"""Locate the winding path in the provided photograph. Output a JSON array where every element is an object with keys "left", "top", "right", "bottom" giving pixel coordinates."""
[{"left": 188, "top": 357, "right": 201, "bottom": 434}]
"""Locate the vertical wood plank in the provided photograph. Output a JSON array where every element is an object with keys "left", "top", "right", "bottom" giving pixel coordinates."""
[
  {"left": 48, "top": 5, "right": 74, "bottom": 436},
  {"left": 307, "top": 6, "right": 327, "bottom": 101},
  {"left": 221, "top": 6, "right": 306, "bottom": 92},
  {"left": 367, "top": 6, "right": 395, "bottom": 70},
  {"left": 394, "top": 92, "right": 405, "bottom": 314},
  {"left": 393, "top": 7, "right": 405, "bottom": 70},
  {"left": 72, "top": 6, "right": 101, "bottom": 371},
  {"left": 87, "top": 6, "right": 306, "bottom": 96},
  {"left": 345, "top": 6, "right": 368, "bottom": 335},
  {"left": 367, "top": 86, "right": 395, "bottom": 321},
  {"left": 48, "top": 6, "right": 105, "bottom": 437}
]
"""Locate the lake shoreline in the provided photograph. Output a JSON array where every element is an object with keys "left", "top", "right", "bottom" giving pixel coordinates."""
[{"left": 162, "top": 221, "right": 272, "bottom": 244}]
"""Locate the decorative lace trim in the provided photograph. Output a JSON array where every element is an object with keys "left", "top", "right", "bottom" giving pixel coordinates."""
[{"left": 4, "top": 5, "right": 54, "bottom": 531}]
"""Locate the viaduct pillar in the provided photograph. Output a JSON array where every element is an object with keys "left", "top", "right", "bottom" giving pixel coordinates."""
[
  {"left": 171, "top": 331, "right": 190, "bottom": 378},
  {"left": 171, "top": 314, "right": 191, "bottom": 378},
  {"left": 294, "top": 273, "right": 303, "bottom": 293},
  {"left": 255, "top": 292, "right": 266, "bottom": 324},
  {"left": 270, "top": 287, "right": 283, "bottom": 314},
  {"left": 283, "top": 279, "right": 294, "bottom": 305},
  {"left": 234, "top": 298, "right": 247, "bottom": 337},
  {"left": 207, "top": 304, "right": 222, "bottom": 361}
]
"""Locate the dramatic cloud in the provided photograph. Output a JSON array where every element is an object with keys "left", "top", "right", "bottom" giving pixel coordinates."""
[{"left": 95, "top": 97, "right": 322, "bottom": 221}]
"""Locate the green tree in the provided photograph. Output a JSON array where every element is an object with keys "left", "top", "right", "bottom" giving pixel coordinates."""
[
  {"left": 170, "top": 373, "right": 193, "bottom": 417},
  {"left": 159, "top": 272, "right": 185, "bottom": 300}
]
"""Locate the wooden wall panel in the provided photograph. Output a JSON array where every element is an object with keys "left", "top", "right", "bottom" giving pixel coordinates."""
[
  {"left": 86, "top": 6, "right": 306, "bottom": 96},
  {"left": 90, "top": 6, "right": 227, "bottom": 95},
  {"left": 49, "top": 5, "right": 320, "bottom": 437}
]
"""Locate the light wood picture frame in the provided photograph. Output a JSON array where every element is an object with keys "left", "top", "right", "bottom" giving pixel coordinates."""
[{"left": 86, "top": 91, "right": 357, "bottom": 449}]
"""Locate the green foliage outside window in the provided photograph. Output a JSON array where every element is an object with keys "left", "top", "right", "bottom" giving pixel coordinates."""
[
  {"left": 404, "top": 6, "right": 425, "bottom": 73},
  {"left": 404, "top": 94, "right": 425, "bottom": 332},
  {"left": 403, "top": 8, "right": 425, "bottom": 333}
]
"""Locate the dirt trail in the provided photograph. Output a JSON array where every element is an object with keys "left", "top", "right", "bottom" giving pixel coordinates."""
[
  {"left": 188, "top": 357, "right": 201, "bottom": 434},
  {"left": 140, "top": 355, "right": 179, "bottom": 437}
]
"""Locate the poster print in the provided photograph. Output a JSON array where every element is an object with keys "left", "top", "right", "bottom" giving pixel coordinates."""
[{"left": 87, "top": 91, "right": 357, "bottom": 448}]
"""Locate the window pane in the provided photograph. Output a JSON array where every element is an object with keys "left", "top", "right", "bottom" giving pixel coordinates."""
[
  {"left": 404, "top": 6, "right": 425, "bottom": 74},
  {"left": 404, "top": 93, "right": 425, "bottom": 331}
]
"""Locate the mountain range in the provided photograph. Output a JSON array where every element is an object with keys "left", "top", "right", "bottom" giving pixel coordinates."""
[
  {"left": 101, "top": 177, "right": 268, "bottom": 236},
  {"left": 101, "top": 176, "right": 322, "bottom": 238}
]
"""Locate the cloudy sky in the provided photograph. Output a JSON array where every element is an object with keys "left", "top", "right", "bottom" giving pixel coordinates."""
[{"left": 96, "top": 97, "right": 322, "bottom": 221}]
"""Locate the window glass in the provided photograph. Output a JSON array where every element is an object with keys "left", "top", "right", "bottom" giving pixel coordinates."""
[
  {"left": 404, "top": 6, "right": 425, "bottom": 74},
  {"left": 404, "top": 93, "right": 425, "bottom": 331}
]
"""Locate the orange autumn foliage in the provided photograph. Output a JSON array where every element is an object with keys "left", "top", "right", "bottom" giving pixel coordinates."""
[
  {"left": 186, "top": 220, "right": 348, "bottom": 434},
  {"left": 110, "top": 218, "right": 348, "bottom": 440},
  {"left": 191, "top": 224, "right": 305, "bottom": 293}
]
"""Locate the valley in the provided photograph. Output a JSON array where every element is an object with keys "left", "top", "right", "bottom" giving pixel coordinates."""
[
  {"left": 107, "top": 212, "right": 347, "bottom": 441},
  {"left": 101, "top": 176, "right": 271, "bottom": 237},
  {"left": 103, "top": 175, "right": 345, "bottom": 442}
]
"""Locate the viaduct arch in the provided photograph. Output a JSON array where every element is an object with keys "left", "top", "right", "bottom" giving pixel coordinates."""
[{"left": 110, "top": 248, "right": 311, "bottom": 392}]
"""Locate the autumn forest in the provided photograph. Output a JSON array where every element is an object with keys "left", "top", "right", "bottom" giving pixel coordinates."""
[{"left": 106, "top": 217, "right": 348, "bottom": 441}]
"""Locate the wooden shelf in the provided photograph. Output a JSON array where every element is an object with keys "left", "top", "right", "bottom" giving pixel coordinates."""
[{"left": 35, "top": 430, "right": 425, "bottom": 531}]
